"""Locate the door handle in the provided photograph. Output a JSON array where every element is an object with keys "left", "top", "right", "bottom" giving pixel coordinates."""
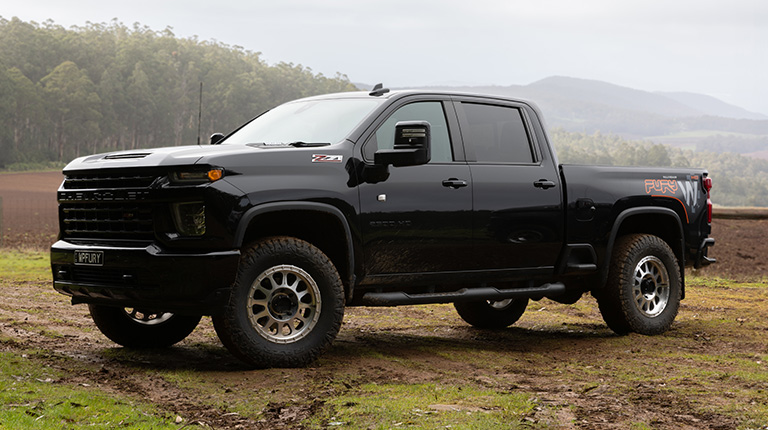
[
  {"left": 442, "top": 178, "right": 468, "bottom": 189},
  {"left": 533, "top": 179, "right": 556, "bottom": 189}
]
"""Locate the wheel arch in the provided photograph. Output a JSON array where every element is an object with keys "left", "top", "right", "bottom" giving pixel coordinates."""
[
  {"left": 234, "top": 202, "right": 356, "bottom": 302},
  {"left": 599, "top": 207, "right": 686, "bottom": 298}
]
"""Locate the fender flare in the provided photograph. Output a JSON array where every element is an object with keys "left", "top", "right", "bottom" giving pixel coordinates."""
[
  {"left": 599, "top": 206, "right": 686, "bottom": 294},
  {"left": 233, "top": 201, "right": 356, "bottom": 292}
]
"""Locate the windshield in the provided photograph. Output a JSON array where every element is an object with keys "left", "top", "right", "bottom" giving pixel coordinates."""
[{"left": 223, "top": 98, "right": 382, "bottom": 146}]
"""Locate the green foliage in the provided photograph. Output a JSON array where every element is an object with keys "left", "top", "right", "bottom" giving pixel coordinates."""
[
  {"left": 0, "top": 17, "right": 357, "bottom": 165},
  {"left": 551, "top": 129, "right": 768, "bottom": 207}
]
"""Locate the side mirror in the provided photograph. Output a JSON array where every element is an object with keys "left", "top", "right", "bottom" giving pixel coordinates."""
[
  {"left": 374, "top": 121, "right": 431, "bottom": 167},
  {"left": 210, "top": 133, "right": 225, "bottom": 145}
]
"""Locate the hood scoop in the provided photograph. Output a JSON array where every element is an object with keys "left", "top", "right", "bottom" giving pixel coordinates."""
[{"left": 103, "top": 152, "right": 151, "bottom": 160}]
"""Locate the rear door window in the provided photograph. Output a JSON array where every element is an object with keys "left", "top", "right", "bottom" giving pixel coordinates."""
[{"left": 459, "top": 103, "right": 534, "bottom": 164}]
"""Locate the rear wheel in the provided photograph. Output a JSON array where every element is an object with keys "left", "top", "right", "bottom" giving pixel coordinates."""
[
  {"left": 212, "top": 237, "right": 345, "bottom": 368},
  {"left": 596, "top": 234, "right": 682, "bottom": 335},
  {"left": 88, "top": 305, "right": 201, "bottom": 348},
  {"left": 454, "top": 298, "right": 529, "bottom": 329}
]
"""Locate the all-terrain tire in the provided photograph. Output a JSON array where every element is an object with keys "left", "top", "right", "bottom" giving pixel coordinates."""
[
  {"left": 454, "top": 298, "right": 529, "bottom": 329},
  {"left": 88, "top": 305, "right": 201, "bottom": 348},
  {"left": 596, "top": 234, "right": 682, "bottom": 335},
  {"left": 212, "top": 236, "right": 345, "bottom": 368}
]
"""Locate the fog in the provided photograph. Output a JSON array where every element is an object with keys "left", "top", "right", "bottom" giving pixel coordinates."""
[{"left": 3, "top": 0, "right": 767, "bottom": 114}]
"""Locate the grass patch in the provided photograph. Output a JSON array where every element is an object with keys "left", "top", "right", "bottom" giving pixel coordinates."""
[
  {"left": 0, "top": 250, "right": 49, "bottom": 281},
  {"left": 688, "top": 276, "right": 768, "bottom": 289},
  {"left": 157, "top": 368, "right": 275, "bottom": 420},
  {"left": 304, "top": 382, "right": 539, "bottom": 429},
  {"left": 0, "top": 352, "right": 185, "bottom": 429},
  {"left": 0, "top": 163, "right": 65, "bottom": 173}
]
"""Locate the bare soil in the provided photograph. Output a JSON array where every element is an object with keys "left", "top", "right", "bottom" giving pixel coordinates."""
[
  {"left": 698, "top": 217, "right": 768, "bottom": 280},
  {"left": 0, "top": 171, "right": 61, "bottom": 248}
]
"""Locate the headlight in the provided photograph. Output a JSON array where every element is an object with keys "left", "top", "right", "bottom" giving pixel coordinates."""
[
  {"left": 172, "top": 202, "right": 206, "bottom": 236},
  {"left": 170, "top": 168, "right": 224, "bottom": 184}
]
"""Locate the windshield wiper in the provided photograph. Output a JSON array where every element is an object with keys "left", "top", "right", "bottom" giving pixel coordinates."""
[
  {"left": 288, "top": 141, "right": 331, "bottom": 147},
  {"left": 245, "top": 142, "right": 331, "bottom": 148}
]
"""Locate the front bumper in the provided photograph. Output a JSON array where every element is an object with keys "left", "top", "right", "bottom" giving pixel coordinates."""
[{"left": 51, "top": 240, "right": 240, "bottom": 315}]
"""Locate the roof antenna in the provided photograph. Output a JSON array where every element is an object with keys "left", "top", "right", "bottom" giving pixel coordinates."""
[
  {"left": 196, "top": 82, "right": 203, "bottom": 146},
  {"left": 369, "top": 83, "right": 390, "bottom": 97}
]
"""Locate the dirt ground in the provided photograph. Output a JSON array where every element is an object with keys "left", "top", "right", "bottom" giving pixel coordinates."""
[
  {"left": 2, "top": 270, "right": 767, "bottom": 429},
  {"left": 698, "top": 217, "right": 768, "bottom": 280},
  {"left": 0, "top": 171, "right": 767, "bottom": 429},
  {"left": 0, "top": 171, "right": 61, "bottom": 248}
]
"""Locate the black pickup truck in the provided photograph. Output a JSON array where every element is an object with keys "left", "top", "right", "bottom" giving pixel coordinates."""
[{"left": 51, "top": 87, "right": 715, "bottom": 367}]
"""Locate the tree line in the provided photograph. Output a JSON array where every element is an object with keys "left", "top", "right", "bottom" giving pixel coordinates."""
[
  {"left": 550, "top": 129, "right": 768, "bottom": 207},
  {"left": 0, "top": 17, "right": 356, "bottom": 166}
]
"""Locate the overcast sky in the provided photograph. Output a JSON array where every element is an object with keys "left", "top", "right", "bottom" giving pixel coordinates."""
[{"left": 4, "top": 0, "right": 767, "bottom": 114}]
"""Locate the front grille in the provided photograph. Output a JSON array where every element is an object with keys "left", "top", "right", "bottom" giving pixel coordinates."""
[
  {"left": 71, "top": 266, "right": 129, "bottom": 284},
  {"left": 59, "top": 169, "right": 164, "bottom": 241},
  {"left": 63, "top": 172, "right": 161, "bottom": 190},
  {"left": 62, "top": 202, "right": 154, "bottom": 240}
]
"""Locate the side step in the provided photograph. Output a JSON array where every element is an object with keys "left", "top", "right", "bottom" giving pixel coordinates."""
[{"left": 360, "top": 283, "right": 566, "bottom": 307}]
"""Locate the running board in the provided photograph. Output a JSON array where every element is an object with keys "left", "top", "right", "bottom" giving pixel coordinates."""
[{"left": 360, "top": 283, "right": 566, "bottom": 306}]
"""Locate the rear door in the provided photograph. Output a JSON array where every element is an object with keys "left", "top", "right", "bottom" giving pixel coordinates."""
[{"left": 454, "top": 98, "right": 564, "bottom": 273}]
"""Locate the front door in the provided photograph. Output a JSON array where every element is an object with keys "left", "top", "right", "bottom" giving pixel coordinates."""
[{"left": 357, "top": 99, "right": 473, "bottom": 276}]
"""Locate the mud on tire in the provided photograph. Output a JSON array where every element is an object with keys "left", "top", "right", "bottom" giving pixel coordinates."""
[
  {"left": 212, "top": 236, "right": 345, "bottom": 368},
  {"left": 88, "top": 305, "right": 201, "bottom": 348},
  {"left": 595, "top": 234, "right": 682, "bottom": 335}
]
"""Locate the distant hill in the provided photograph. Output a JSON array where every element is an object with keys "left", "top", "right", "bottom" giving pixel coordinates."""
[
  {"left": 392, "top": 76, "right": 768, "bottom": 158},
  {"left": 525, "top": 76, "right": 767, "bottom": 120},
  {"left": 656, "top": 91, "right": 767, "bottom": 121},
  {"left": 395, "top": 76, "right": 766, "bottom": 121},
  {"left": 526, "top": 76, "right": 702, "bottom": 118}
]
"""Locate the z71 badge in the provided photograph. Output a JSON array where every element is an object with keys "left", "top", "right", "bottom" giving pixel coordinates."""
[{"left": 312, "top": 154, "right": 343, "bottom": 163}]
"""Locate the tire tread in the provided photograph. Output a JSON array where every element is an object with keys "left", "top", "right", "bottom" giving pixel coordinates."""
[
  {"left": 596, "top": 234, "right": 681, "bottom": 335},
  {"left": 212, "top": 236, "right": 344, "bottom": 368}
]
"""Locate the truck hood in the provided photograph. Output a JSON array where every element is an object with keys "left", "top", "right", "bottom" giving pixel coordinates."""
[{"left": 63, "top": 144, "right": 275, "bottom": 172}]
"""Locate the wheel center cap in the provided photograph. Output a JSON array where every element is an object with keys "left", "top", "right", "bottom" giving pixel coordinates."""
[
  {"left": 269, "top": 289, "right": 298, "bottom": 320},
  {"left": 641, "top": 277, "right": 656, "bottom": 297}
]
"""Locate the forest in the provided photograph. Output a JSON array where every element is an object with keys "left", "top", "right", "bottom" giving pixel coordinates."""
[
  {"left": 1, "top": 17, "right": 766, "bottom": 206},
  {"left": 0, "top": 17, "right": 356, "bottom": 166}
]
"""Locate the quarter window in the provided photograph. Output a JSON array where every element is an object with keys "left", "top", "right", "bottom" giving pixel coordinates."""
[{"left": 461, "top": 103, "right": 534, "bottom": 163}]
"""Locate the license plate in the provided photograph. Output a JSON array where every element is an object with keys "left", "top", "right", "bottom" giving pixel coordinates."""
[{"left": 74, "top": 250, "right": 104, "bottom": 266}]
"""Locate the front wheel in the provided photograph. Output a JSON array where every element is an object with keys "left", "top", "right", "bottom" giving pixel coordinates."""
[
  {"left": 212, "top": 237, "right": 345, "bottom": 368},
  {"left": 595, "top": 234, "right": 682, "bottom": 335},
  {"left": 454, "top": 297, "right": 529, "bottom": 329},
  {"left": 88, "top": 305, "right": 201, "bottom": 348}
]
